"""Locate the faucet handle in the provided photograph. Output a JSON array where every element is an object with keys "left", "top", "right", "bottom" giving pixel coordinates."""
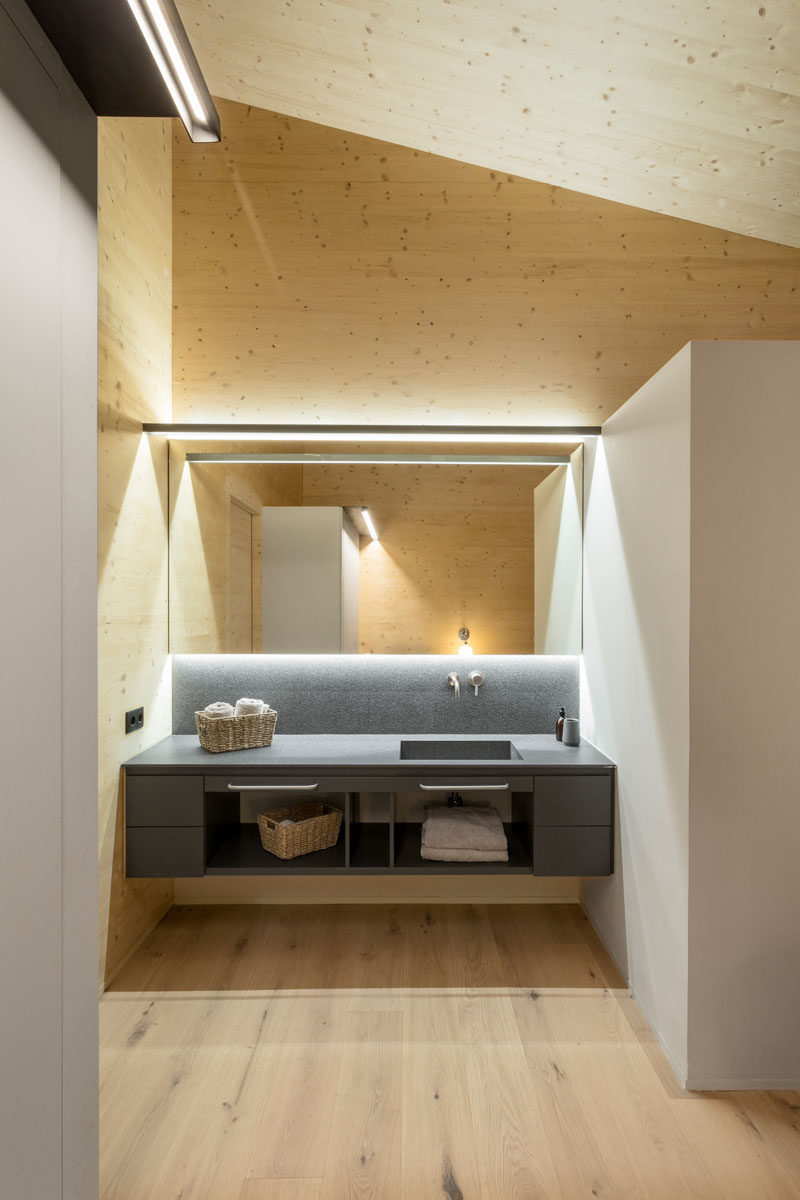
[
  {"left": 468, "top": 670, "right": 484, "bottom": 696},
  {"left": 447, "top": 671, "right": 461, "bottom": 698}
]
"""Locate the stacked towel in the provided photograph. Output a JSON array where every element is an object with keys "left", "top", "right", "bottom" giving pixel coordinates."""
[
  {"left": 420, "top": 804, "right": 508, "bottom": 863},
  {"left": 203, "top": 699, "right": 271, "bottom": 718}
]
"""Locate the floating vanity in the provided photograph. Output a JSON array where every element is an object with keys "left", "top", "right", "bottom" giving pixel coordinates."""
[
  {"left": 124, "top": 733, "right": 615, "bottom": 880},
  {"left": 143, "top": 437, "right": 597, "bottom": 881}
]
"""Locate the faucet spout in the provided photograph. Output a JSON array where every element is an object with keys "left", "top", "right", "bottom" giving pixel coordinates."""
[{"left": 447, "top": 671, "right": 461, "bottom": 698}]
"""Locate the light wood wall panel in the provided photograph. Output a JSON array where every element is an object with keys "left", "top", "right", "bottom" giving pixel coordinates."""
[
  {"left": 173, "top": 100, "right": 800, "bottom": 430},
  {"left": 304, "top": 462, "right": 551, "bottom": 654},
  {"left": 98, "top": 118, "right": 174, "bottom": 986},
  {"left": 169, "top": 443, "right": 302, "bottom": 652},
  {"left": 177, "top": 1, "right": 800, "bottom": 247}
]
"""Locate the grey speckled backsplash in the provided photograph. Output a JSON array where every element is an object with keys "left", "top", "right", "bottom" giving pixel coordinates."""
[{"left": 172, "top": 655, "right": 579, "bottom": 735}]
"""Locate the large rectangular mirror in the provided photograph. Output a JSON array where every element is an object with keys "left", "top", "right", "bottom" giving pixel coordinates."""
[{"left": 168, "top": 440, "right": 583, "bottom": 654}]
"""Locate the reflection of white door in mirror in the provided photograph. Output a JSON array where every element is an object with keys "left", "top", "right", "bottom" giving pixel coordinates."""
[
  {"left": 226, "top": 499, "right": 254, "bottom": 653},
  {"left": 261, "top": 507, "right": 359, "bottom": 653}
]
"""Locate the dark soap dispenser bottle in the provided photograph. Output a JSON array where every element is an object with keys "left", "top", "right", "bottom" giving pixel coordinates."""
[{"left": 556, "top": 706, "right": 566, "bottom": 742}]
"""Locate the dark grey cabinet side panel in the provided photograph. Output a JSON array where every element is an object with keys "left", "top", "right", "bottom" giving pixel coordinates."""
[
  {"left": 126, "top": 774, "right": 204, "bottom": 826},
  {"left": 534, "top": 776, "right": 612, "bottom": 826},
  {"left": 533, "top": 826, "right": 613, "bottom": 876},
  {"left": 126, "top": 827, "right": 205, "bottom": 877}
]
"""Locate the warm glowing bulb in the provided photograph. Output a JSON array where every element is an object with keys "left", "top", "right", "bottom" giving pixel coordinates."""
[{"left": 458, "top": 643, "right": 474, "bottom": 656}]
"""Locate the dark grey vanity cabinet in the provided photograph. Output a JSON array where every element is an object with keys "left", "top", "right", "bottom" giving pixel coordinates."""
[
  {"left": 532, "top": 776, "right": 614, "bottom": 876},
  {"left": 125, "top": 775, "right": 205, "bottom": 877},
  {"left": 124, "top": 734, "right": 616, "bottom": 880}
]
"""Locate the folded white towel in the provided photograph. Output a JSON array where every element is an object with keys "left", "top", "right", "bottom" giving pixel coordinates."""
[
  {"left": 422, "top": 805, "right": 508, "bottom": 853},
  {"left": 235, "top": 697, "right": 265, "bottom": 717},
  {"left": 204, "top": 701, "right": 235, "bottom": 718},
  {"left": 420, "top": 845, "right": 509, "bottom": 863}
]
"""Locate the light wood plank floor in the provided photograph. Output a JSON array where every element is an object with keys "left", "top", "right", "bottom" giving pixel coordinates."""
[{"left": 101, "top": 905, "right": 800, "bottom": 1200}]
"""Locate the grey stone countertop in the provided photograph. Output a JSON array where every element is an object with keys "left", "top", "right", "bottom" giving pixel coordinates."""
[{"left": 125, "top": 732, "right": 615, "bottom": 774}]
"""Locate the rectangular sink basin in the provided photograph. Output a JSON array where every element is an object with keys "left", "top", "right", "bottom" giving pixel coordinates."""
[{"left": 399, "top": 739, "right": 522, "bottom": 760}]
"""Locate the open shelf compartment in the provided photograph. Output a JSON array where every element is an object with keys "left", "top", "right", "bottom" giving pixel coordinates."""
[
  {"left": 206, "top": 788, "right": 347, "bottom": 875},
  {"left": 393, "top": 821, "right": 532, "bottom": 874},
  {"left": 199, "top": 784, "right": 536, "bottom": 876},
  {"left": 205, "top": 822, "right": 346, "bottom": 874},
  {"left": 347, "top": 791, "right": 394, "bottom": 871}
]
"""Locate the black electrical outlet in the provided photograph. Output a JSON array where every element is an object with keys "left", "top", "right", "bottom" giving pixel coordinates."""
[{"left": 125, "top": 706, "right": 144, "bottom": 734}]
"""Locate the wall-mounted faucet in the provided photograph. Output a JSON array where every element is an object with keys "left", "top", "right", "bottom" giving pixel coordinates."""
[
  {"left": 447, "top": 671, "right": 460, "bottom": 698},
  {"left": 468, "top": 670, "right": 484, "bottom": 696}
]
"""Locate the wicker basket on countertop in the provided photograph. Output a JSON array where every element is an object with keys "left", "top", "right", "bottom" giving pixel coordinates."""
[
  {"left": 257, "top": 802, "right": 342, "bottom": 859},
  {"left": 194, "top": 707, "right": 277, "bottom": 753}
]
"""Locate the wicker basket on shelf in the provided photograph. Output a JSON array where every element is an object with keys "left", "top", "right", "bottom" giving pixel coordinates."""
[
  {"left": 257, "top": 802, "right": 342, "bottom": 859},
  {"left": 194, "top": 707, "right": 277, "bottom": 753}
]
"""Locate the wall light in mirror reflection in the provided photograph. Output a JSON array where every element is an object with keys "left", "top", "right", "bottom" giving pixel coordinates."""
[
  {"left": 361, "top": 507, "right": 379, "bottom": 541},
  {"left": 458, "top": 627, "right": 475, "bottom": 655}
]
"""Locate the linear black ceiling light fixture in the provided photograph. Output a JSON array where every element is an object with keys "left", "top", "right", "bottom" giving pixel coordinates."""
[
  {"left": 25, "top": 0, "right": 219, "bottom": 136},
  {"left": 125, "top": 0, "right": 220, "bottom": 141}
]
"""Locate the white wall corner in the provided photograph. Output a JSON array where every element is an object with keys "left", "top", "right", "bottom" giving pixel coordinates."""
[
  {"left": 687, "top": 340, "right": 800, "bottom": 1087},
  {"left": 581, "top": 342, "right": 693, "bottom": 1082}
]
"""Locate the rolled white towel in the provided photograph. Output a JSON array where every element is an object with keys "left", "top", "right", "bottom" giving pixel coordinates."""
[
  {"left": 204, "top": 701, "right": 235, "bottom": 718},
  {"left": 235, "top": 697, "right": 265, "bottom": 717}
]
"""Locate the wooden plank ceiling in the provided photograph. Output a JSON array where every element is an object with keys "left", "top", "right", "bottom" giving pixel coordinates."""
[
  {"left": 176, "top": 0, "right": 800, "bottom": 247},
  {"left": 172, "top": 100, "right": 800, "bottom": 427}
]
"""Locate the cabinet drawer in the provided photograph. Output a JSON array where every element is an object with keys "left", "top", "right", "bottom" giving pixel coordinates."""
[
  {"left": 534, "top": 776, "right": 612, "bottom": 826},
  {"left": 126, "top": 775, "right": 204, "bottom": 827},
  {"left": 533, "top": 826, "right": 613, "bottom": 877},
  {"left": 126, "top": 827, "right": 205, "bottom": 877}
]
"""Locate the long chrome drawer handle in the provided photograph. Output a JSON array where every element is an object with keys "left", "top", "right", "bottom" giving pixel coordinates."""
[
  {"left": 227, "top": 783, "right": 319, "bottom": 791},
  {"left": 418, "top": 783, "right": 509, "bottom": 791}
]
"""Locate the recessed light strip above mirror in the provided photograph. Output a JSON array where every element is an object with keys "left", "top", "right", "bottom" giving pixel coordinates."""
[
  {"left": 184, "top": 452, "right": 571, "bottom": 466},
  {"left": 144, "top": 422, "right": 600, "bottom": 443}
]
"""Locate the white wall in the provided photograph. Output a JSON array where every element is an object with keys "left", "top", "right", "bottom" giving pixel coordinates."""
[
  {"left": 581, "top": 345, "right": 692, "bottom": 1082},
  {"left": 0, "top": 2, "right": 98, "bottom": 1196},
  {"left": 687, "top": 341, "right": 800, "bottom": 1088},
  {"left": 583, "top": 339, "right": 800, "bottom": 1090}
]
